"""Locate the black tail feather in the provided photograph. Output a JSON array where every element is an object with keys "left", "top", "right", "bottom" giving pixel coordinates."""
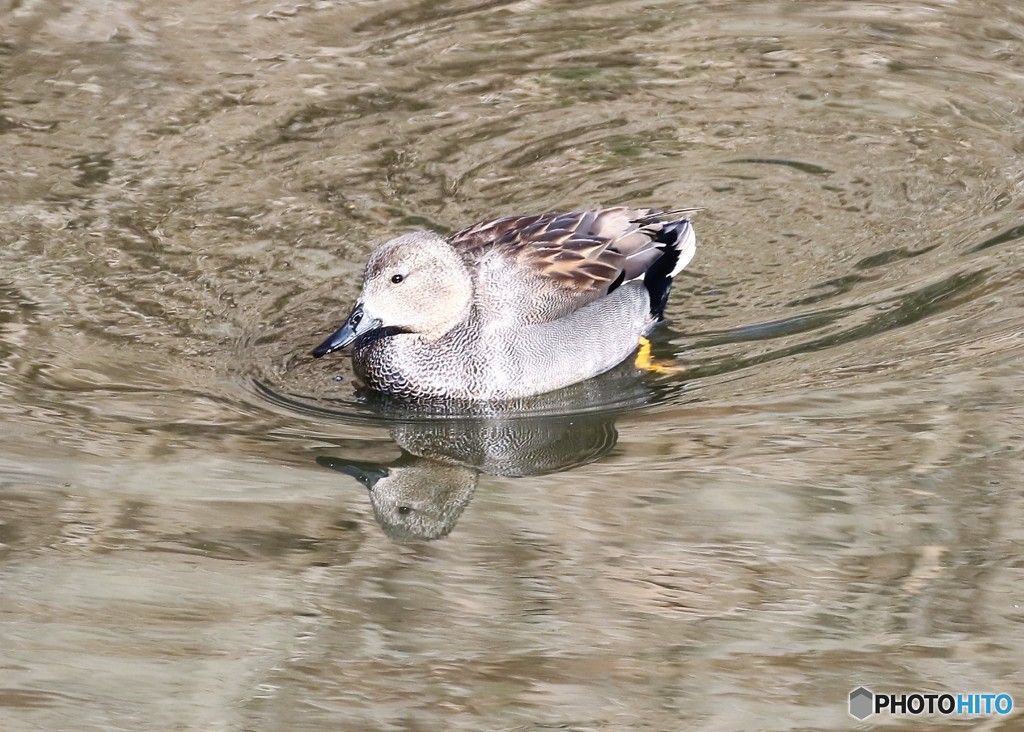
[{"left": 643, "top": 220, "right": 688, "bottom": 320}]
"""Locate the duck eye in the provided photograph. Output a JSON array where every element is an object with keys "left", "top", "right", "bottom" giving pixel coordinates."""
[{"left": 391, "top": 274, "right": 404, "bottom": 284}]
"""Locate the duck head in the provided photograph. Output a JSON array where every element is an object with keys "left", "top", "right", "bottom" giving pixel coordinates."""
[{"left": 312, "top": 232, "right": 473, "bottom": 357}]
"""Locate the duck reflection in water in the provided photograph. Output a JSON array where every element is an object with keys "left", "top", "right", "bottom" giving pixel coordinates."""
[
  {"left": 318, "top": 451, "right": 479, "bottom": 543},
  {"left": 316, "top": 360, "right": 652, "bottom": 541}
]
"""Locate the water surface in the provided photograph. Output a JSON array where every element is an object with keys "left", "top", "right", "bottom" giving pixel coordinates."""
[{"left": 1, "top": 0, "right": 1022, "bottom": 729}]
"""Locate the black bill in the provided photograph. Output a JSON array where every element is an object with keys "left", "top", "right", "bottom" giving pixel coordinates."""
[{"left": 311, "top": 303, "right": 381, "bottom": 357}]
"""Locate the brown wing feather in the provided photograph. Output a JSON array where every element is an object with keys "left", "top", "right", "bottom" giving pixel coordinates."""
[{"left": 448, "top": 207, "right": 675, "bottom": 294}]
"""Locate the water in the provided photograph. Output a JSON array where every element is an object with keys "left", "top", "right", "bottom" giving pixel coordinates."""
[{"left": 1, "top": 0, "right": 1022, "bottom": 729}]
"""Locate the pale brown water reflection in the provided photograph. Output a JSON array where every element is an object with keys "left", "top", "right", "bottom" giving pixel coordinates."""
[
  {"left": 316, "top": 406, "right": 620, "bottom": 540},
  {"left": 2, "top": 0, "right": 1023, "bottom": 730}
]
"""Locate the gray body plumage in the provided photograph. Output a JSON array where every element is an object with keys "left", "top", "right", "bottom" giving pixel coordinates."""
[
  {"left": 313, "top": 207, "right": 697, "bottom": 401},
  {"left": 354, "top": 280, "right": 652, "bottom": 400}
]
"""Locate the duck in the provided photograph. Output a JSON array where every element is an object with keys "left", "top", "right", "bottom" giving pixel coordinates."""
[{"left": 311, "top": 206, "right": 697, "bottom": 401}]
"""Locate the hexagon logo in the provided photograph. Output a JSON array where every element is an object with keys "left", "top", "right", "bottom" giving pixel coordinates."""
[{"left": 849, "top": 687, "right": 874, "bottom": 720}]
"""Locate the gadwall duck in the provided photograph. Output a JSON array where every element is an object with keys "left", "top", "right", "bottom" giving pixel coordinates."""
[{"left": 312, "top": 206, "right": 696, "bottom": 400}]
